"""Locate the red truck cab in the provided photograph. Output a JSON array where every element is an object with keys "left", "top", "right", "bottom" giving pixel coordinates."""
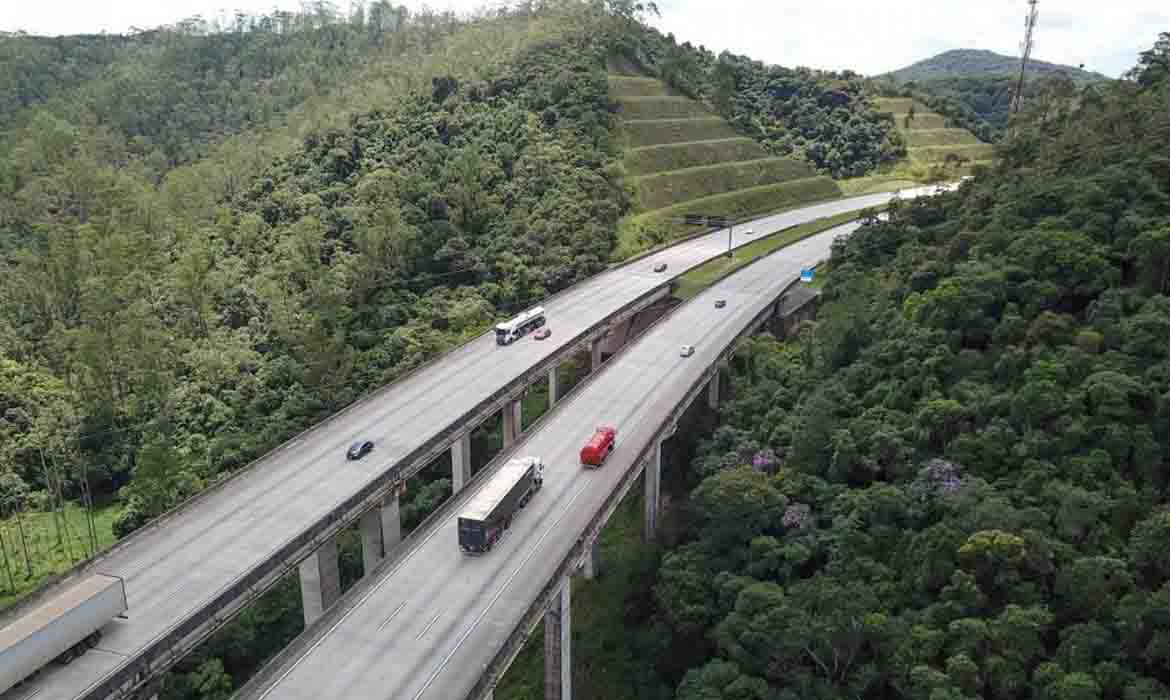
[{"left": 580, "top": 425, "right": 617, "bottom": 468}]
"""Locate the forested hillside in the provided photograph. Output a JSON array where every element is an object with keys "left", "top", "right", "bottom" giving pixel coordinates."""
[
  {"left": 885, "top": 48, "right": 1108, "bottom": 83},
  {"left": 0, "top": 0, "right": 625, "bottom": 596},
  {"left": 635, "top": 34, "right": 1170, "bottom": 700},
  {"left": 610, "top": 20, "right": 904, "bottom": 179}
]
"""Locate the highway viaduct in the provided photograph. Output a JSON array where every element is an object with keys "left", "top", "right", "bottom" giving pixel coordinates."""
[
  {"left": 0, "top": 187, "right": 946, "bottom": 700},
  {"left": 232, "top": 212, "right": 940, "bottom": 700}
]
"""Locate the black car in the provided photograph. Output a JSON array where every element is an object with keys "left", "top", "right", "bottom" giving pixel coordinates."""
[
  {"left": 653, "top": 262, "right": 668, "bottom": 273},
  {"left": 347, "top": 440, "right": 374, "bottom": 460},
  {"left": 714, "top": 299, "right": 727, "bottom": 308}
]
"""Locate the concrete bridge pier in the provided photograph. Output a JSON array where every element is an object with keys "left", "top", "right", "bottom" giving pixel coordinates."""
[
  {"left": 360, "top": 493, "right": 402, "bottom": 574},
  {"left": 544, "top": 581, "right": 572, "bottom": 700},
  {"left": 452, "top": 433, "right": 472, "bottom": 493},
  {"left": 643, "top": 441, "right": 662, "bottom": 542},
  {"left": 502, "top": 399, "right": 522, "bottom": 448},
  {"left": 707, "top": 370, "right": 721, "bottom": 410},
  {"left": 581, "top": 541, "right": 600, "bottom": 580},
  {"left": 589, "top": 338, "right": 604, "bottom": 372},
  {"left": 299, "top": 536, "right": 341, "bottom": 626},
  {"left": 548, "top": 366, "right": 560, "bottom": 407}
]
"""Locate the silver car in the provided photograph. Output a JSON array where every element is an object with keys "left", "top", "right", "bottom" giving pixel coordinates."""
[{"left": 680, "top": 345, "right": 695, "bottom": 357}]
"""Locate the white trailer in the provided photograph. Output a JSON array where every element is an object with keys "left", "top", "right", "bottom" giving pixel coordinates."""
[{"left": 0, "top": 574, "right": 128, "bottom": 694}]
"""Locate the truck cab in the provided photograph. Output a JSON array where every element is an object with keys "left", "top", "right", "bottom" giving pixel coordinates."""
[{"left": 580, "top": 426, "right": 616, "bottom": 468}]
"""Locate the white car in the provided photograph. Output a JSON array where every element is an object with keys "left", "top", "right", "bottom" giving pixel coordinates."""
[
  {"left": 744, "top": 227, "right": 754, "bottom": 235},
  {"left": 680, "top": 345, "right": 695, "bottom": 357}
]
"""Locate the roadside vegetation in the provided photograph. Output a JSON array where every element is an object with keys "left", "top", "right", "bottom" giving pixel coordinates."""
[
  {"left": 493, "top": 34, "right": 1170, "bottom": 700},
  {"left": 672, "top": 209, "right": 881, "bottom": 300}
]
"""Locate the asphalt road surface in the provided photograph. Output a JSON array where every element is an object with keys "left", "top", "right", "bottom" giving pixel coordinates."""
[
  {"left": 238, "top": 218, "right": 874, "bottom": 700},
  {"left": 0, "top": 188, "right": 939, "bottom": 700}
]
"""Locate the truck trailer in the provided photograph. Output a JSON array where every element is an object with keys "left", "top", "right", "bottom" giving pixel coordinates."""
[
  {"left": 458, "top": 456, "right": 545, "bottom": 554},
  {"left": 580, "top": 425, "right": 617, "bottom": 468},
  {"left": 0, "top": 574, "right": 128, "bottom": 694}
]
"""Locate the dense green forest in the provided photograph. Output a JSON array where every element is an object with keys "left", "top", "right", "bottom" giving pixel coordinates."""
[
  {"left": 588, "top": 33, "right": 1170, "bottom": 700},
  {"left": 884, "top": 48, "right": 1108, "bottom": 83},
  {"left": 611, "top": 22, "right": 904, "bottom": 178}
]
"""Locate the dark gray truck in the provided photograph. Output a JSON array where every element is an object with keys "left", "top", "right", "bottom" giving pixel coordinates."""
[{"left": 458, "top": 456, "right": 545, "bottom": 554}]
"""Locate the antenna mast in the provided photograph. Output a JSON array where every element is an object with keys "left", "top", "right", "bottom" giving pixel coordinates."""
[{"left": 1010, "top": 0, "right": 1039, "bottom": 114}]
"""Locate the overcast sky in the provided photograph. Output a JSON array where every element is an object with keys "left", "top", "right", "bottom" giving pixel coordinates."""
[{"left": 2, "top": 1, "right": 1166, "bottom": 78}]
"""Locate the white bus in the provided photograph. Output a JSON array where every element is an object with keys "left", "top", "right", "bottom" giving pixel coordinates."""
[{"left": 495, "top": 306, "right": 546, "bottom": 345}]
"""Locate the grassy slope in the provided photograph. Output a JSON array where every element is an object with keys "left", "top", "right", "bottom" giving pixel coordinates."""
[
  {"left": 622, "top": 117, "right": 739, "bottom": 148},
  {"left": 623, "top": 176, "right": 841, "bottom": 254},
  {"left": 632, "top": 157, "right": 814, "bottom": 210},
  {"left": 612, "top": 73, "right": 841, "bottom": 259},
  {"left": 865, "top": 96, "right": 996, "bottom": 181},
  {"left": 624, "top": 138, "right": 767, "bottom": 176}
]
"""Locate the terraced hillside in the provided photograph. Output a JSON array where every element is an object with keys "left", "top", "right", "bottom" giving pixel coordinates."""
[
  {"left": 611, "top": 75, "right": 841, "bottom": 258},
  {"left": 875, "top": 96, "right": 996, "bottom": 169}
]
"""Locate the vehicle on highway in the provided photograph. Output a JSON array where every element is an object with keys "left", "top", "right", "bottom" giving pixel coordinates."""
[
  {"left": 744, "top": 227, "right": 754, "bottom": 235},
  {"left": 495, "top": 306, "right": 546, "bottom": 345},
  {"left": 346, "top": 440, "right": 374, "bottom": 460},
  {"left": 714, "top": 299, "right": 727, "bottom": 308},
  {"left": 680, "top": 345, "right": 695, "bottom": 357},
  {"left": 580, "top": 425, "right": 617, "bottom": 468},
  {"left": 653, "top": 262, "right": 668, "bottom": 273},
  {"left": 0, "top": 574, "right": 128, "bottom": 695},
  {"left": 458, "top": 457, "right": 544, "bottom": 554},
  {"left": 534, "top": 328, "right": 551, "bottom": 340}
]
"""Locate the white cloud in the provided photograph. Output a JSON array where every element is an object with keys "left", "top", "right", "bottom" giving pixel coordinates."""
[
  {"left": 2, "top": 0, "right": 1165, "bottom": 78},
  {"left": 651, "top": 0, "right": 1168, "bottom": 78}
]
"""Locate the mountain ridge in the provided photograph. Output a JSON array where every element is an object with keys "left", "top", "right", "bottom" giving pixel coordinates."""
[{"left": 884, "top": 48, "right": 1110, "bottom": 82}]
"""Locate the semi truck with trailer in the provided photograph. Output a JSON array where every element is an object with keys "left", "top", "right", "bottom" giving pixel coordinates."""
[
  {"left": 458, "top": 456, "right": 545, "bottom": 553},
  {"left": 0, "top": 574, "right": 128, "bottom": 694},
  {"left": 580, "top": 426, "right": 616, "bottom": 467}
]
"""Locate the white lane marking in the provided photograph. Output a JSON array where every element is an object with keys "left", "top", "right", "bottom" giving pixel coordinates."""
[
  {"left": 255, "top": 512, "right": 453, "bottom": 700},
  {"left": 378, "top": 602, "right": 407, "bottom": 632},
  {"left": 411, "top": 482, "right": 590, "bottom": 700},
  {"left": 415, "top": 611, "right": 444, "bottom": 640}
]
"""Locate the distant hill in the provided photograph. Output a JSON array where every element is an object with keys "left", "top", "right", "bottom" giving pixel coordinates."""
[{"left": 885, "top": 48, "right": 1109, "bottom": 83}]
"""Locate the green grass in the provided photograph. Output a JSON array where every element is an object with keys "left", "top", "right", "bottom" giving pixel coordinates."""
[
  {"left": 902, "top": 128, "right": 982, "bottom": 147},
  {"left": 672, "top": 209, "right": 874, "bottom": 300},
  {"left": 839, "top": 174, "right": 924, "bottom": 196},
  {"left": 873, "top": 97, "right": 916, "bottom": 112},
  {"left": 622, "top": 117, "right": 739, "bottom": 148},
  {"left": 631, "top": 157, "right": 815, "bottom": 211},
  {"left": 0, "top": 503, "right": 122, "bottom": 610},
  {"left": 623, "top": 137, "right": 768, "bottom": 176},
  {"left": 892, "top": 112, "right": 949, "bottom": 130},
  {"left": 911, "top": 143, "right": 997, "bottom": 163},
  {"left": 608, "top": 76, "right": 671, "bottom": 98},
  {"left": 618, "top": 176, "right": 842, "bottom": 258},
  {"left": 617, "top": 96, "right": 712, "bottom": 120}
]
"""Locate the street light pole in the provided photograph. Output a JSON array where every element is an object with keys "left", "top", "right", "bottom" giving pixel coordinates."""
[{"left": 727, "top": 221, "right": 733, "bottom": 259}]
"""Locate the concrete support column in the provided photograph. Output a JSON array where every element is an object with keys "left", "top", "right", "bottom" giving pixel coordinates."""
[
  {"left": 502, "top": 399, "right": 522, "bottom": 448},
  {"left": 544, "top": 581, "right": 572, "bottom": 700},
  {"left": 707, "top": 370, "right": 721, "bottom": 410},
  {"left": 590, "top": 339, "right": 603, "bottom": 372},
  {"left": 644, "top": 441, "right": 662, "bottom": 542},
  {"left": 582, "top": 541, "right": 600, "bottom": 580},
  {"left": 360, "top": 508, "right": 383, "bottom": 575},
  {"left": 452, "top": 433, "right": 472, "bottom": 493},
  {"left": 548, "top": 366, "right": 560, "bottom": 407},
  {"left": 382, "top": 492, "right": 402, "bottom": 550},
  {"left": 299, "top": 536, "right": 340, "bottom": 626},
  {"left": 359, "top": 493, "right": 402, "bottom": 574}
]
